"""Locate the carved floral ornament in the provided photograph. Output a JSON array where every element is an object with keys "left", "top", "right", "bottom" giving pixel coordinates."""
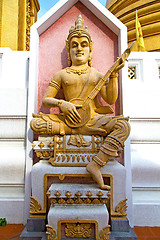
[
  {"left": 65, "top": 223, "right": 92, "bottom": 238},
  {"left": 49, "top": 189, "right": 110, "bottom": 205},
  {"left": 29, "top": 195, "right": 127, "bottom": 218},
  {"left": 46, "top": 225, "right": 57, "bottom": 240},
  {"left": 114, "top": 198, "right": 128, "bottom": 216}
]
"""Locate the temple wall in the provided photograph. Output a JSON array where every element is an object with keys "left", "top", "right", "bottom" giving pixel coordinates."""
[
  {"left": 124, "top": 52, "right": 160, "bottom": 226},
  {"left": 0, "top": 48, "right": 29, "bottom": 223}
]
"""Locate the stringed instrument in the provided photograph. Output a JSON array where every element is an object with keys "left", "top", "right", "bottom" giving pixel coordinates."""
[{"left": 65, "top": 42, "right": 134, "bottom": 128}]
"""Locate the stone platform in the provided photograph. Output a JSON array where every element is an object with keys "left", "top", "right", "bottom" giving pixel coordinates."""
[
  {"left": 20, "top": 218, "right": 47, "bottom": 240},
  {"left": 20, "top": 218, "right": 137, "bottom": 240}
]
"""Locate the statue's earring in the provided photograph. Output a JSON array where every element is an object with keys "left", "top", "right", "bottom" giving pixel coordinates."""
[
  {"left": 66, "top": 40, "right": 72, "bottom": 67},
  {"left": 88, "top": 41, "right": 93, "bottom": 67},
  {"left": 67, "top": 54, "right": 72, "bottom": 67},
  {"left": 88, "top": 54, "right": 92, "bottom": 67}
]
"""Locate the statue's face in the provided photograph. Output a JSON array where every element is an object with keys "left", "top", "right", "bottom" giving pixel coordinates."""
[{"left": 70, "top": 36, "right": 90, "bottom": 66}]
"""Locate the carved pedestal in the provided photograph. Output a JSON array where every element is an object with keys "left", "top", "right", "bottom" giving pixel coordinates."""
[{"left": 20, "top": 135, "right": 137, "bottom": 239}]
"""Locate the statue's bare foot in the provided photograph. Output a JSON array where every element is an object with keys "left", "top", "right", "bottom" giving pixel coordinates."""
[{"left": 86, "top": 161, "right": 111, "bottom": 190}]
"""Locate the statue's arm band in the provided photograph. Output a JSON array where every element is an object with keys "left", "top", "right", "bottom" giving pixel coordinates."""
[{"left": 49, "top": 80, "right": 61, "bottom": 91}]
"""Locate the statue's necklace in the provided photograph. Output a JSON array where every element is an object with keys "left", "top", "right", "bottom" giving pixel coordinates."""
[{"left": 66, "top": 66, "right": 89, "bottom": 75}]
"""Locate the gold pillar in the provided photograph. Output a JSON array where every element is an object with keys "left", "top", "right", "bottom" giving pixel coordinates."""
[
  {"left": 106, "top": 0, "right": 160, "bottom": 52},
  {"left": 0, "top": 0, "right": 40, "bottom": 51}
]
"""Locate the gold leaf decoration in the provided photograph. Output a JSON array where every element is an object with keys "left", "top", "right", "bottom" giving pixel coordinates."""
[
  {"left": 43, "top": 151, "right": 50, "bottom": 157},
  {"left": 115, "top": 198, "right": 128, "bottom": 216},
  {"left": 99, "top": 225, "right": 110, "bottom": 240},
  {"left": 49, "top": 197, "right": 109, "bottom": 205},
  {"left": 48, "top": 142, "right": 54, "bottom": 149},
  {"left": 29, "top": 197, "right": 42, "bottom": 213},
  {"left": 67, "top": 155, "right": 70, "bottom": 162},
  {"left": 77, "top": 155, "right": 80, "bottom": 162},
  {"left": 62, "top": 155, "right": 66, "bottom": 162},
  {"left": 58, "top": 198, "right": 65, "bottom": 204},
  {"left": 57, "top": 155, "right": 61, "bottom": 162},
  {"left": 86, "top": 191, "right": 92, "bottom": 198},
  {"left": 65, "top": 223, "right": 91, "bottom": 238},
  {"left": 46, "top": 225, "right": 57, "bottom": 240},
  {"left": 54, "top": 191, "right": 61, "bottom": 198},
  {"left": 72, "top": 155, "right": 75, "bottom": 162},
  {"left": 35, "top": 151, "right": 53, "bottom": 158},
  {"left": 84, "top": 198, "right": 91, "bottom": 204},
  {"left": 38, "top": 142, "right": 44, "bottom": 149},
  {"left": 97, "top": 191, "right": 104, "bottom": 198},
  {"left": 51, "top": 199, "right": 57, "bottom": 204},
  {"left": 74, "top": 191, "right": 82, "bottom": 204},
  {"left": 65, "top": 191, "right": 72, "bottom": 198},
  {"left": 75, "top": 198, "right": 83, "bottom": 204},
  {"left": 59, "top": 174, "right": 65, "bottom": 181},
  {"left": 66, "top": 198, "right": 74, "bottom": 204},
  {"left": 35, "top": 151, "right": 43, "bottom": 157},
  {"left": 82, "top": 156, "right": 85, "bottom": 162},
  {"left": 92, "top": 199, "right": 100, "bottom": 204}
]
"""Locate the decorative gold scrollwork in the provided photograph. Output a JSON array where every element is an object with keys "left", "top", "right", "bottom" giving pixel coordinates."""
[
  {"left": 115, "top": 198, "right": 128, "bottom": 216},
  {"left": 46, "top": 225, "right": 57, "bottom": 240},
  {"left": 99, "top": 225, "right": 111, "bottom": 240},
  {"left": 29, "top": 196, "right": 42, "bottom": 213},
  {"left": 65, "top": 223, "right": 91, "bottom": 238}
]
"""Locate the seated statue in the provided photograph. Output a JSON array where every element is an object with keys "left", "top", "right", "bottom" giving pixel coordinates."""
[{"left": 30, "top": 15, "right": 131, "bottom": 190}]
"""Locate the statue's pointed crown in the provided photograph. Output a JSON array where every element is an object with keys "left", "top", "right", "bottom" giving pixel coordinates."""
[{"left": 67, "top": 15, "right": 91, "bottom": 42}]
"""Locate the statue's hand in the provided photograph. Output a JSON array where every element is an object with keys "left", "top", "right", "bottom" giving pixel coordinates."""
[{"left": 60, "top": 101, "right": 82, "bottom": 124}]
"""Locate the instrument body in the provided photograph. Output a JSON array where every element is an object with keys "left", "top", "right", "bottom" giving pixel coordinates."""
[
  {"left": 65, "top": 43, "right": 134, "bottom": 128},
  {"left": 65, "top": 98, "right": 91, "bottom": 128}
]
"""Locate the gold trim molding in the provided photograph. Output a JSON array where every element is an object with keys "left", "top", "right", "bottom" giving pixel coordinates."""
[{"left": 26, "top": 0, "right": 40, "bottom": 51}]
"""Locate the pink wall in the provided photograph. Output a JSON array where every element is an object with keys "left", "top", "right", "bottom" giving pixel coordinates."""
[{"left": 38, "top": 2, "right": 118, "bottom": 114}]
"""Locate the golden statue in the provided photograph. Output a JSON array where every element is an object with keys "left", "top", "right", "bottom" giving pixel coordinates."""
[{"left": 31, "top": 15, "right": 131, "bottom": 190}]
